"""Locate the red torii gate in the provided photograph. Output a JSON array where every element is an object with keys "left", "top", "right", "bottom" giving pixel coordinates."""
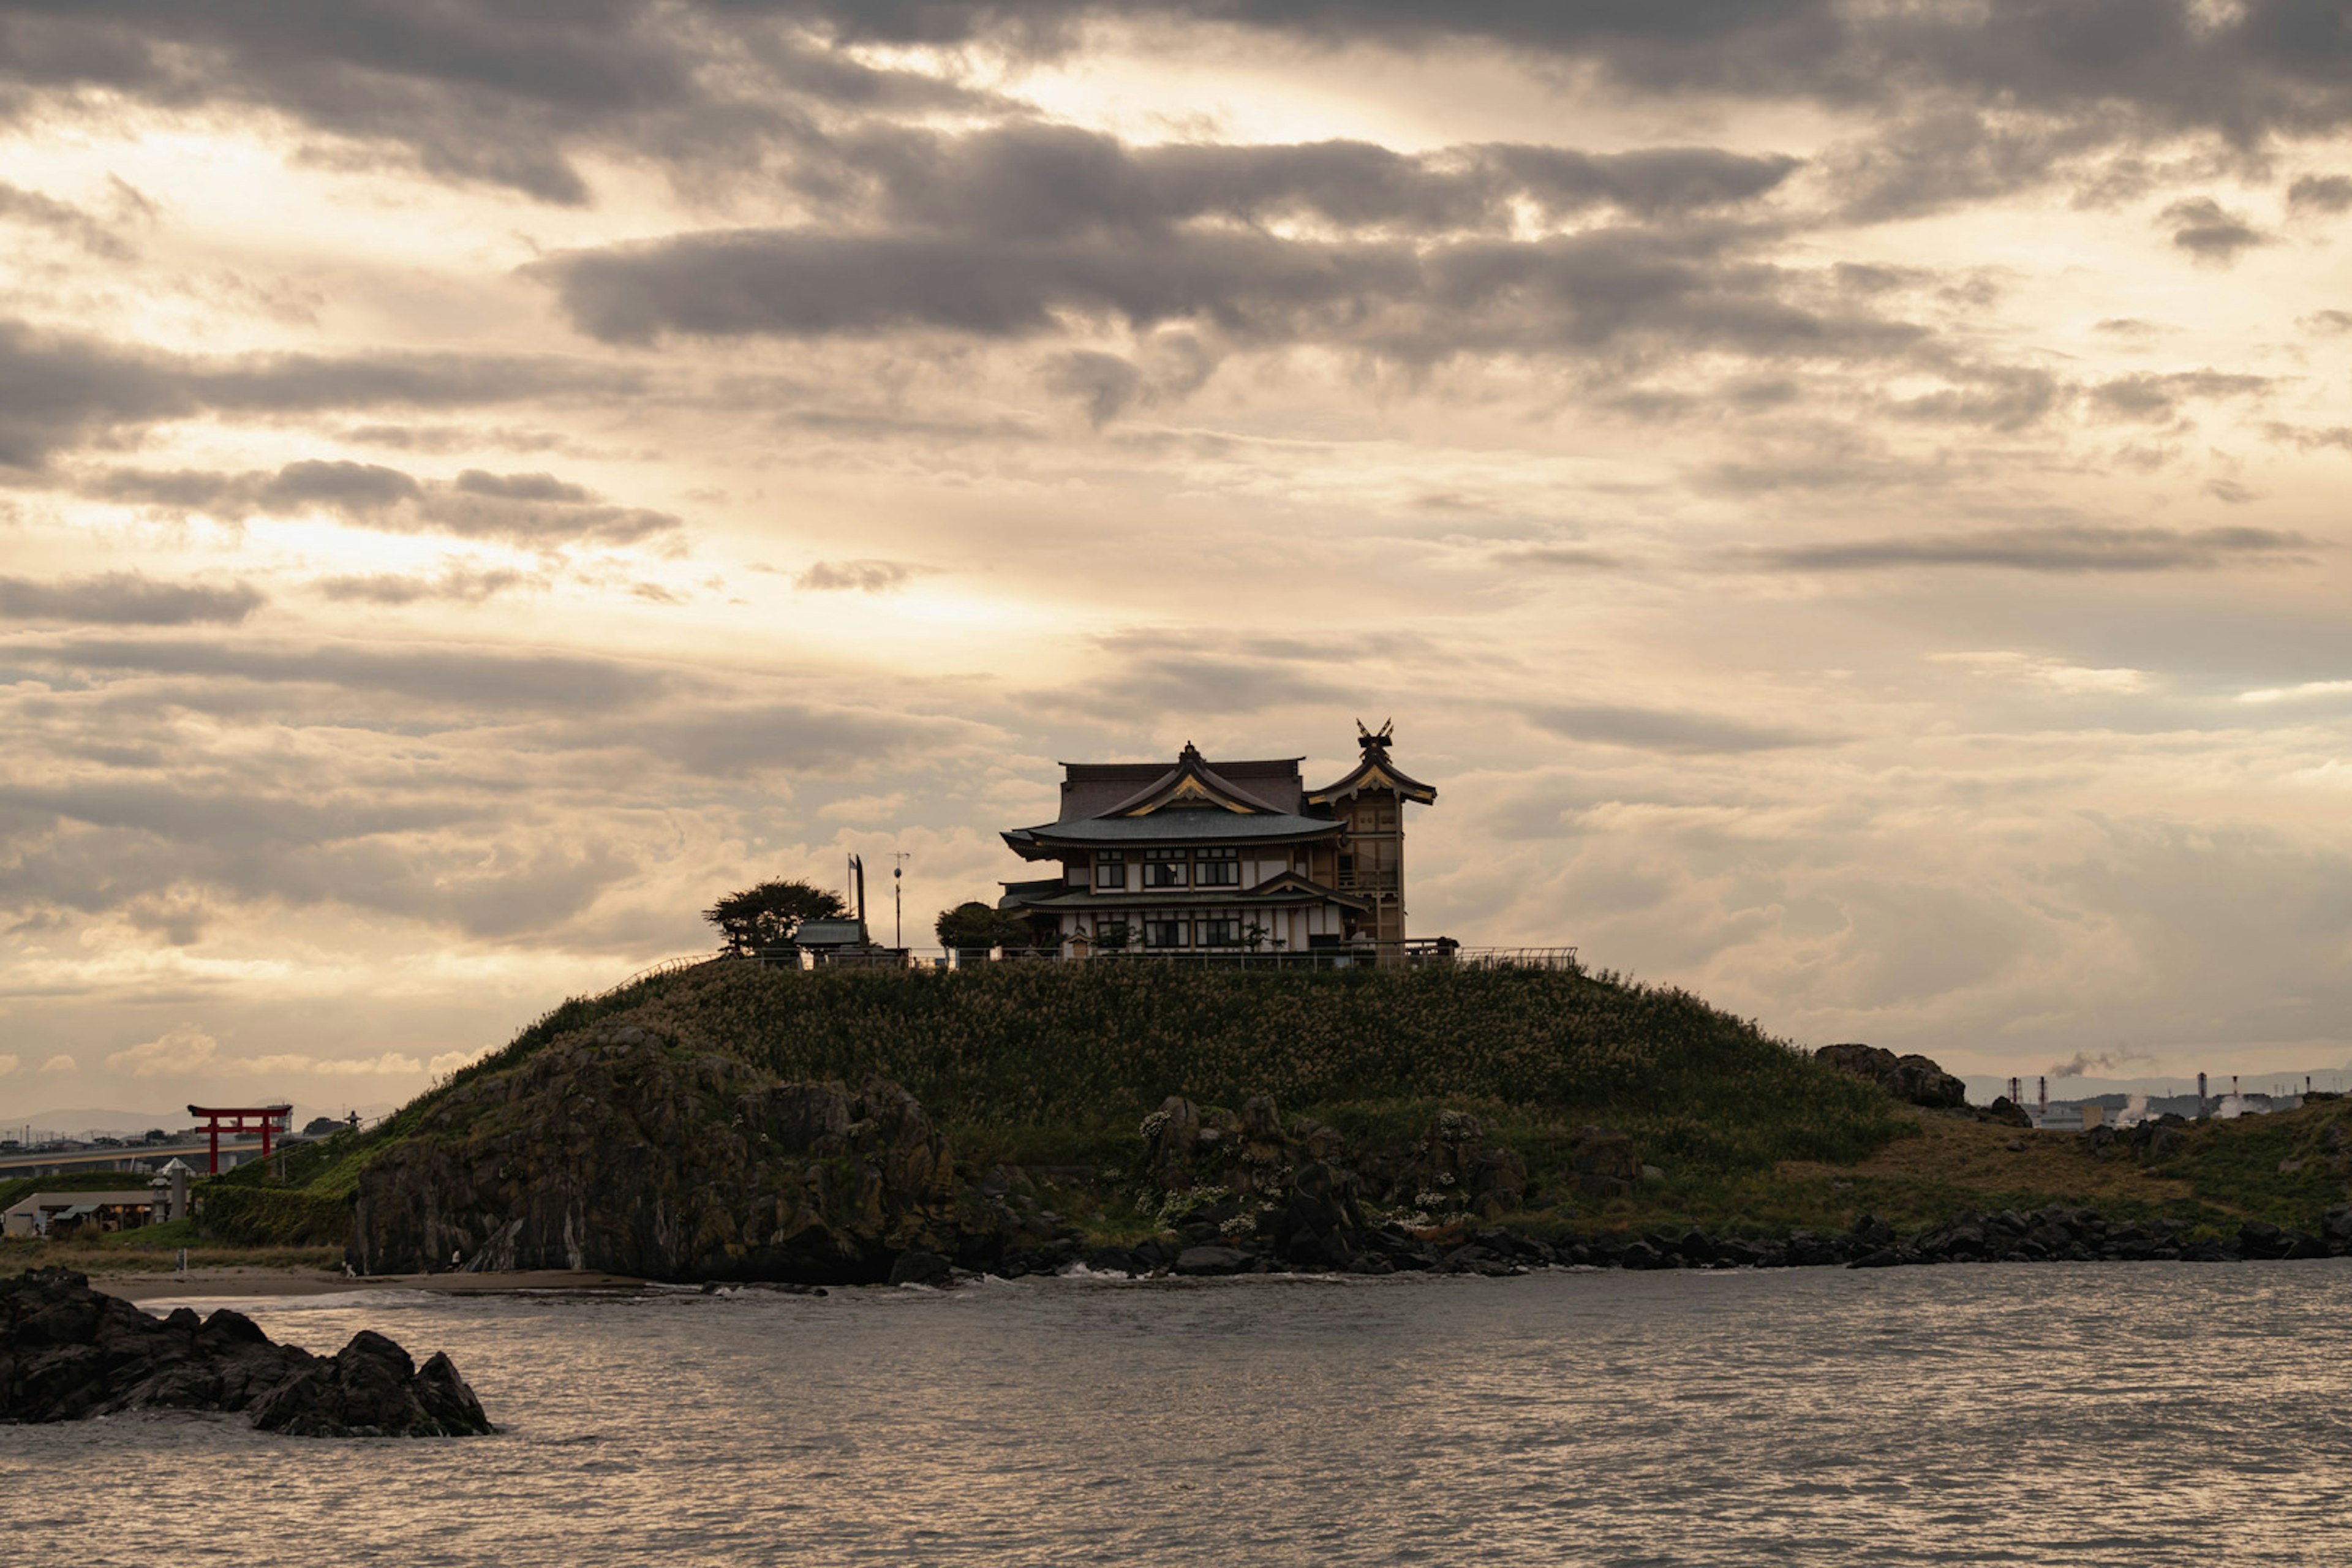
[{"left": 186, "top": 1104, "right": 292, "bottom": 1175}]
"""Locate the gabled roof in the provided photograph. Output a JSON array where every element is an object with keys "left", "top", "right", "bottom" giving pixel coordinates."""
[
  {"left": 1306, "top": 746, "right": 1437, "bottom": 806},
  {"left": 1004, "top": 810, "right": 1343, "bottom": 859},
  {"left": 1058, "top": 748, "right": 1306, "bottom": 818},
  {"left": 1098, "top": 744, "right": 1290, "bottom": 817}
]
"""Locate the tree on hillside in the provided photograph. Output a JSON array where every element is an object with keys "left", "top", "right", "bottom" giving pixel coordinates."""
[
  {"left": 935, "top": 900, "right": 1032, "bottom": 951},
  {"left": 703, "top": 880, "right": 848, "bottom": 955}
]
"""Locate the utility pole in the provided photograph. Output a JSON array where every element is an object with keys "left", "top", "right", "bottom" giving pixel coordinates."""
[{"left": 892, "top": 852, "right": 910, "bottom": 950}]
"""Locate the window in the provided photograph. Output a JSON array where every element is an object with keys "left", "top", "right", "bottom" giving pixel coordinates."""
[
  {"left": 1144, "top": 919, "right": 1187, "bottom": 949},
  {"left": 1095, "top": 850, "right": 1126, "bottom": 889},
  {"left": 1197, "top": 918, "right": 1242, "bottom": 948},
  {"left": 1095, "top": 920, "right": 1132, "bottom": 951},
  {"left": 1196, "top": 848, "right": 1240, "bottom": 887},
  {"left": 1143, "top": 847, "right": 1189, "bottom": 888}
]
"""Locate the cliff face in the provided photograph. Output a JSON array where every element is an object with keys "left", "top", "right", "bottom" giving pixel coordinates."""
[{"left": 354, "top": 1023, "right": 962, "bottom": 1283}]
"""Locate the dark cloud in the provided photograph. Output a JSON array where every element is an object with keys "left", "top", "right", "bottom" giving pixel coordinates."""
[
  {"left": 1527, "top": 703, "right": 1833, "bottom": 755},
  {"left": 10, "top": 1, "right": 2352, "bottom": 220},
  {"left": 582, "top": 701, "right": 979, "bottom": 776},
  {"left": 1044, "top": 349, "right": 1142, "bottom": 428},
  {"left": 0, "top": 767, "right": 623, "bottom": 941},
  {"left": 1492, "top": 546, "right": 1627, "bottom": 570},
  {"left": 2158, "top": 196, "right": 2269, "bottom": 262},
  {"left": 805, "top": 1, "right": 2352, "bottom": 144},
  {"left": 2301, "top": 309, "right": 2352, "bottom": 333},
  {"left": 1053, "top": 630, "right": 1349, "bottom": 717},
  {"left": 0, "top": 573, "right": 263, "bottom": 625},
  {"left": 0, "top": 317, "right": 644, "bottom": 470},
  {"left": 2087, "top": 369, "right": 2271, "bottom": 421},
  {"left": 314, "top": 567, "right": 537, "bottom": 605},
  {"left": 540, "top": 219, "right": 1924, "bottom": 372},
  {"left": 259, "top": 459, "right": 423, "bottom": 513},
  {"left": 837, "top": 123, "right": 1798, "bottom": 239},
  {"left": 0, "top": 179, "right": 132, "bottom": 257},
  {"left": 0, "top": 4, "right": 992, "bottom": 204},
  {"left": 89, "top": 458, "right": 680, "bottom": 548},
  {"left": 1887, "top": 363, "right": 2063, "bottom": 431},
  {"left": 2263, "top": 421, "right": 2352, "bottom": 451},
  {"left": 22, "top": 636, "right": 673, "bottom": 714},
  {"left": 451, "top": 469, "right": 595, "bottom": 503},
  {"left": 1821, "top": 107, "right": 2111, "bottom": 222},
  {"left": 337, "top": 423, "right": 576, "bottom": 454},
  {"left": 1760, "top": 524, "right": 2313, "bottom": 573},
  {"left": 2286, "top": 173, "right": 2352, "bottom": 214},
  {"left": 794, "top": 559, "right": 919, "bottom": 592}
]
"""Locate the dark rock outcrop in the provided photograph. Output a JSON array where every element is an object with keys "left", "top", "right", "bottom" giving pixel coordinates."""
[
  {"left": 355, "top": 1023, "right": 966, "bottom": 1284},
  {"left": 1816, "top": 1043, "right": 1968, "bottom": 1109},
  {"left": 1978, "top": 1096, "right": 2034, "bottom": 1128},
  {"left": 0, "top": 1269, "right": 491, "bottom": 1437}
]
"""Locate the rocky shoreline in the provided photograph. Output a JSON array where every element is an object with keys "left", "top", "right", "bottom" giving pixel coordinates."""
[
  {"left": 0, "top": 1268, "right": 496, "bottom": 1436},
  {"left": 915, "top": 1200, "right": 2352, "bottom": 1284}
]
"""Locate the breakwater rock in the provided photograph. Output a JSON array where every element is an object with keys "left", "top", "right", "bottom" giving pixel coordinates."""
[
  {"left": 0, "top": 1268, "right": 492, "bottom": 1436},
  {"left": 355, "top": 1023, "right": 973, "bottom": 1283}
]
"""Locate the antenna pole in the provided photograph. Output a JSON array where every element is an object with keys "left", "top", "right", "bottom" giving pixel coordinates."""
[{"left": 891, "top": 852, "right": 911, "bottom": 951}]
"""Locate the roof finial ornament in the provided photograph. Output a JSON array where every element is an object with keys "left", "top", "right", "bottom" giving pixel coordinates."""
[
  {"left": 1356, "top": 717, "right": 1393, "bottom": 754},
  {"left": 1180, "top": 739, "right": 1201, "bottom": 760}
]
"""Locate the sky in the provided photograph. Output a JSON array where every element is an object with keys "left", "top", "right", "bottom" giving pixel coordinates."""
[{"left": 4, "top": 1, "right": 2352, "bottom": 1117}]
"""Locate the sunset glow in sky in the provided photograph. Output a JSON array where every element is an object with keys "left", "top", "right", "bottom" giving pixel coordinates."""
[{"left": 6, "top": 2, "right": 2352, "bottom": 1114}]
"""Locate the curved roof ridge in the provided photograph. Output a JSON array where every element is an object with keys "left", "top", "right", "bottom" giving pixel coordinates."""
[{"left": 1098, "top": 743, "right": 1288, "bottom": 817}]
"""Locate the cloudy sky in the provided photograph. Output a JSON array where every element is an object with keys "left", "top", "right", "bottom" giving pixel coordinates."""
[{"left": 5, "top": 1, "right": 2352, "bottom": 1117}]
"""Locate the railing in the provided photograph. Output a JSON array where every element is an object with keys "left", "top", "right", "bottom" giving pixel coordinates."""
[
  {"left": 626, "top": 943, "right": 1582, "bottom": 976},
  {"left": 736, "top": 943, "right": 1584, "bottom": 973},
  {"left": 1424, "top": 946, "right": 1580, "bottom": 970},
  {"left": 591, "top": 952, "right": 723, "bottom": 999}
]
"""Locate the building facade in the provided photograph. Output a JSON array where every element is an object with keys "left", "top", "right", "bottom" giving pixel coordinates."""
[{"left": 998, "top": 723, "right": 1437, "bottom": 962}]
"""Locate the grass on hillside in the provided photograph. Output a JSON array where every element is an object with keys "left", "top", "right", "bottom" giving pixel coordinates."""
[
  {"left": 164, "top": 959, "right": 2352, "bottom": 1249},
  {"left": 581, "top": 960, "right": 1911, "bottom": 1172}
]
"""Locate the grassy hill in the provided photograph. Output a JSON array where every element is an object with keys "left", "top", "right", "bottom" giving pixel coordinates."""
[{"left": 17, "top": 957, "right": 2348, "bottom": 1268}]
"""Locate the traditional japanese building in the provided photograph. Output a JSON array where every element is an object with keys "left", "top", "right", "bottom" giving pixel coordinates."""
[{"left": 998, "top": 722, "right": 1437, "bottom": 962}]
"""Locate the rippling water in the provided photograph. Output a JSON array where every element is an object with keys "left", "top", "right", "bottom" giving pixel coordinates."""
[{"left": 8, "top": 1262, "right": 2350, "bottom": 1564}]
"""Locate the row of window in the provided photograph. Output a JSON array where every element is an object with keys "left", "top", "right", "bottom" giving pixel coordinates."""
[
  {"left": 1095, "top": 847, "right": 1242, "bottom": 889},
  {"left": 1097, "top": 918, "right": 1246, "bottom": 949}
]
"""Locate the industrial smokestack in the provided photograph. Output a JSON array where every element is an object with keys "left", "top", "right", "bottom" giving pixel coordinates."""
[
  {"left": 2038, "top": 1076, "right": 2047, "bottom": 1117},
  {"left": 2198, "top": 1071, "right": 2207, "bottom": 1119}
]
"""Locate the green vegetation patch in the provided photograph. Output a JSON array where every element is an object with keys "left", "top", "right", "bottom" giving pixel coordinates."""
[{"left": 598, "top": 960, "right": 1904, "bottom": 1174}]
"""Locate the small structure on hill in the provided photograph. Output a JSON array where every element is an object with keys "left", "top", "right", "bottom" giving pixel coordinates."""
[
  {"left": 998, "top": 721, "right": 1437, "bottom": 965},
  {"left": 3, "top": 1189, "right": 159, "bottom": 1238}
]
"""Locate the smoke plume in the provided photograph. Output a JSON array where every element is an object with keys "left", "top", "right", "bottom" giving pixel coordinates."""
[{"left": 2047, "top": 1049, "right": 2154, "bottom": 1080}]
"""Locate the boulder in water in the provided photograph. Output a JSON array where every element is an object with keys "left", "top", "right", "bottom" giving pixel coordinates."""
[{"left": 0, "top": 1268, "right": 491, "bottom": 1438}]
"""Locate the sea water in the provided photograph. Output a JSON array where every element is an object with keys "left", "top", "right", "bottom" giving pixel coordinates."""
[{"left": 5, "top": 1261, "right": 2348, "bottom": 1565}]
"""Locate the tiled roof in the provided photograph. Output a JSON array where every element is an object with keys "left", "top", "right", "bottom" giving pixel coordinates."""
[{"left": 1006, "top": 810, "right": 1343, "bottom": 851}]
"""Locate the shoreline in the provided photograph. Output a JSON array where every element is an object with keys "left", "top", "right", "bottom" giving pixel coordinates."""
[{"left": 100, "top": 1267, "right": 654, "bottom": 1302}]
